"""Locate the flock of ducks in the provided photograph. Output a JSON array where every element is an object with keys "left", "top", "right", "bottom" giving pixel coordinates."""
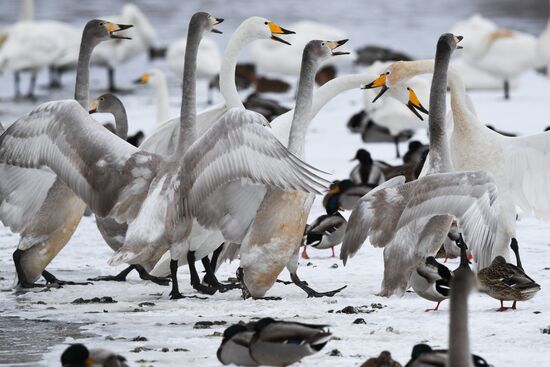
[{"left": 0, "top": 2, "right": 549, "bottom": 367}]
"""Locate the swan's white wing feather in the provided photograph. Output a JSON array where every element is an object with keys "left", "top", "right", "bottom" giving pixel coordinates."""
[
  {"left": 179, "top": 108, "right": 329, "bottom": 227},
  {"left": 506, "top": 133, "right": 550, "bottom": 220},
  {"left": 0, "top": 100, "right": 154, "bottom": 220},
  {"left": 340, "top": 176, "right": 406, "bottom": 264},
  {"left": 0, "top": 165, "right": 56, "bottom": 233}
]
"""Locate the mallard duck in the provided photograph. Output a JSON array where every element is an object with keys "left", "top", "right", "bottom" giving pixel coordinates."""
[
  {"left": 323, "top": 179, "right": 370, "bottom": 211},
  {"left": 249, "top": 318, "right": 332, "bottom": 366},
  {"left": 477, "top": 238, "right": 541, "bottom": 311},
  {"left": 217, "top": 323, "right": 258, "bottom": 366},
  {"left": 61, "top": 344, "right": 128, "bottom": 367},
  {"left": 302, "top": 207, "right": 347, "bottom": 259},
  {"left": 361, "top": 351, "right": 402, "bottom": 367},
  {"left": 349, "top": 149, "right": 386, "bottom": 187},
  {"left": 410, "top": 256, "right": 452, "bottom": 312},
  {"left": 405, "top": 344, "right": 491, "bottom": 367}
]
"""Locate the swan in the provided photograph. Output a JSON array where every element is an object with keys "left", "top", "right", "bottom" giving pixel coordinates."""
[
  {"left": 0, "top": 19, "right": 132, "bottom": 288},
  {"left": 0, "top": 13, "right": 328, "bottom": 301},
  {"left": 362, "top": 61, "right": 430, "bottom": 158},
  {"left": 341, "top": 34, "right": 500, "bottom": 297},
  {"left": 239, "top": 39, "right": 350, "bottom": 299},
  {"left": 451, "top": 14, "right": 539, "bottom": 99},
  {"left": 61, "top": 344, "right": 129, "bottom": 367},
  {"left": 406, "top": 240, "right": 490, "bottom": 367},
  {"left": 167, "top": 36, "right": 221, "bottom": 104},
  {"left": 88, "top": 93, "right": 170, "bottom": 286},
  {"left": 368, "top": 49, "right": 550, "bottom": 263},
  {"left": 251, "top": 20, "right": 354, "bottom": 76},
  {"left": 134, "top": 69, "right": 171, "bottom": 124},
  {"left": 537, "top": 0, "right": 550, "bottom": 75},
  {"left": 92, "top": 3, "right": 157, "bottom": 91}
]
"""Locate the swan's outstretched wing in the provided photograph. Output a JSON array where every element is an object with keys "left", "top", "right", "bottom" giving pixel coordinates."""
[
  {"left": 139, "top": 102, "right": 226, "bottom": 156},
  {"left": 178, "top": 108, "right": 330, "bottom": 239},
  {"left": 340, "top": 176, "right": 406, "bottom": 265},
  {"left": 0, "top": 100, "right": 155, "bottom": 221},
  {"left": 506, "top": 133, "right": 550, "bottom": 220},
  {"left": 0, "top": 165, "right": 56, "bottom": 233}
]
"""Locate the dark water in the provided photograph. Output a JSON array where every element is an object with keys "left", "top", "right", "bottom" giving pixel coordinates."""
[
  {"left": 0, "top": 0, "right": 548, "bottom": 56},
  {"left": 0, "top": 316, "right": 90, "bottom": 366}
]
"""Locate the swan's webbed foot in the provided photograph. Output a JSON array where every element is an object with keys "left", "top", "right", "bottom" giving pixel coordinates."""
[
  {"left": 42, "top": 270, "right": 92, "bottom": 286},
  {"left": 201, "top": 258, "right": 239, "bottom": 293},
  {"left": 290, "top": 272, "right": 346, "bottom": 298},
  {"left": 134, "top": 265, "right": 170, "bottom": 286},
  {"left": 88, "top": 265, "right": 135, "bottom": 282}
]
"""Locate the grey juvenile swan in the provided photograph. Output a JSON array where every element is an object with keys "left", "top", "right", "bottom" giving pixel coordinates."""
[
  {"left": 0, "top": 13, "right": 327, "bottom": 300},
  {"left": 0, "top": 19, "right": 132, "bottom": 288},
  {"left": 341, "top": 34, "right": 499, "bottom": 297}
]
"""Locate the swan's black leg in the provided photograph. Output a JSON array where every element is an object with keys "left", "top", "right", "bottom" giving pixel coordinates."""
[
  {"left": 201, "top": 256, "right": 239, "bottom": 293},
  {"left": 188, "top": 251, "right": 216, "bottom": 295},
  {"left": 169, "top": 259, "right": 184, "bottom": 299},
  {"left": 13, "top": 249, "right": 41, "bottom": 288},
  {"left": 41, "top": 270, "right": 92, "bottom": 286},
  {"left": 108, "top": 67, "right": 117, "bottom": 92},
  {"left": 394, "top": 136, "right": 400, "bottom": 158},
  {"left": 26, "top": 71, "right": 37, "bottom": 100},
  {"left": 290, "top": 272, "right": 346, "bottom": 298},
  {"left": 134, "top": 264, "right": 170, "bottom": 286},
  {"left": 504, "top": 80, "right": 510, "bottom": 100},
  {"left": 14, "top": 72, "right": 21, "bottom": 99}
]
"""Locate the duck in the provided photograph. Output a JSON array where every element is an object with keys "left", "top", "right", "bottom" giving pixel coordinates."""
[
  {"left": 92, "top": 4, "right": 158, "bottom": 92},
  {"left": 355, "top": 44, "right": 412, "bottom": 65},
  {"left": 341, "top": 34, "right": 499, "bottom": 297},
  {"left": 0, "top": 13, "right": 327, "bottom": 301},
  {"left": 217, "top": 323, "right": 258, "bottom": 366},
  {"left": 0, "top": 19, "right": 132, "bottom": 289},
  {"left": 477, "top": 239, "right": 541, "bottom": 311},
  {"left": 61, "top": 344, "right": 128, "bottom": 367},
  {"left": 349, "top": 148, "right": 386, "bottom": 188},
  {"left": 133, "top": 69, "right": 171, "bottom": 124},
  {"left": 410, "top": 256, "right": 453, "bottom": 311},
  {"left": 243, "top": 92, "right": 290, "bottom": 121},
  {"left": 361, "top": 120, "right": 416, "bottom": 158},
  {"left": 167, "top": 35, "right": 221, "bottom": 104},
  {"left": 364, "top": 36, "right": 550, "bottom": 263},
  {"left": 323, "top": 180, "right": 371, "bottom": 212},
  {"left": 405, "top": 234, "right": 491, "bottom": 367},
  {"left": 302, "top": 206, "right": 347, "bottom": 259},
  {"left": 249, "top": 318, "right": 332, "bottom": 366},
  {"left": 361, "top": 351, "right": 402, "bottom": 367},
  {"left": 250, "top": 20, "right": 354, "bottom": 76}
]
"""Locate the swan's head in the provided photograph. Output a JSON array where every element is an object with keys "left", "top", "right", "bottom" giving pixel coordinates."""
[
  {"left": 89, "top": 93, "right": 123, "bottom": 114},
  {"left": 304, "top": 39, "right": 349, "bottom": 64},
  {"left": 189, "top": 12, "right": 225, "bottom": 35},
  {"left": 436, "top": 33, "right": 463, "bottom": 54},
  {"left": 361, "top": 61, "right": 430, "bottom": 120},
  {"left": 241, "top": 16, "right": 295, "bottom": 45},
  {"left": 84, "top": 19, "right": 133, "bottom": 44},
  {"left": 133, "top": 68, "right": 166, "bottom": 87}
]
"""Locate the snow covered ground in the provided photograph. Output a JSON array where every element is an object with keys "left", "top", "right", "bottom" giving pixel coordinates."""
[{"left": 1, "top": 65, "right": 550, "bottom": 366}]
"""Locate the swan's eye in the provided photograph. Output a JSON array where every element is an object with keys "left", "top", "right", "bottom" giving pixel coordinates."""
[
  {"left": 100, "top": 97, "right": 104, "bottom": 101},
  {"left": 386, "top": 71, "right": 390, "bottom": 75},
  {"left": 264, "top": 22, "right": 268, "bottom": 25},
  {"left": 99, "top": 22, "right": 104, "bottom": 26},
  {"left": 321, "top": 42, "right": 325, "bottom": 46}
]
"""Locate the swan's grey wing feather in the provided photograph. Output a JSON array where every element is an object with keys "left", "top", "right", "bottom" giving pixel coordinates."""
[
  {"left": 0, "top": 100, "right": 154, "bottom": 221},
  {"left": 395, "top": 171, "right": 499, "bottom": 270},
  {"left": 139, "top": 103, "right": 226, "bottom": 156},
  {"left": 0, "top": 165, "right": 56, "bottom": 233},
  {"left": 179, "top": 108, "right": 329, "bottom": 227},
  {"left": 340, "top": 176, "right": 406, "bottom": 265}
]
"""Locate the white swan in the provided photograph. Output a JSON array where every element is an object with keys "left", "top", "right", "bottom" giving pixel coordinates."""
[
  {"left": 134, "top": 68, "right": 171, "bottom": 124},
  {"left": 0, "top": 20, "right": 133, "bottom": 288},
  {"left": 451, "top": 14, "right": 539, "bottom": 99},
  {"left": 251, "top": 20, "right": 355, "bottom": 76},
  {"left": 537, "top": 0, "right": 550, "bottom": 74},
  {"left": 370, "top": 53, "right": 550, "bottom": 262},
  {"left": 167, "top": 36, "right": 221, "bottom": 104},
  {"left": 0, "top": 13, "right": 328, "bottom": 301},
  {"left": 341, "top": 34, "right": 499, "bottom": 297},
  {"left": 92, "top": 3, "right": 157, "bottom": 91}
]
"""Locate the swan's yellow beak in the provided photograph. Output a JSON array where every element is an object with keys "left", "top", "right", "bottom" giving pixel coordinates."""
[
  {"left": 133, "top": 72, "right": 150, "bottom": 85},
  {"left": 406, "top": 87, "right": 429, "bottom": 121},
  {"left": 89, "top": 100, "right": 98, "bottom": 114},
  {"left": 362, "top": 74, "right": 389, "bottom": 103},
  {"left": 104, "top": 22, "right": 133, "bottom": 40},
  {"left": 268, "top": 21, "right": 295, "bottom": 45},
  {"left": 209, "top": 16, "right": 224, "bottom": 34}
]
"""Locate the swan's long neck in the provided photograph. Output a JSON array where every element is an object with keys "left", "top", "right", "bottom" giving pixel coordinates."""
[
  {"left": 152, "top": 74, "right": 170, "bottom": 124},
  {"left": 20, "top": 0, "right": 34, "bottom": 22},
  {"left": 427, "top": 42, "right": 453, "bottom": 174},
  {"left": 288, "top": 52, "right": 318, "bottom": 157},
  {"left": 74, "top": 34, "right": 96, "bottom": 109},
  {"left": 111, "top": 100, "right": 129, "bottom": 140},
  {"left": 448, "top": 246, "right": 473, "bottom": 367},
  {"left": 219, "top": 25, "right": 252, "bottom": 109},
  {"left": 176, "top": 20, "right": 202, "bottom": 157}
]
